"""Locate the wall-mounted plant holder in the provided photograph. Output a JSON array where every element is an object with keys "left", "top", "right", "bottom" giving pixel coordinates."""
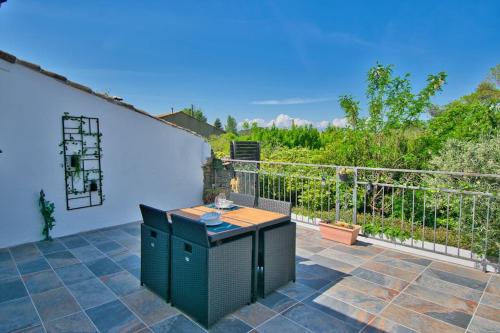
[
  {"left": 61, "top": 114, "right": 104, "bottom": 210},
  {"left": 89, "top": 180, "right": 98, "bottom": 192}
]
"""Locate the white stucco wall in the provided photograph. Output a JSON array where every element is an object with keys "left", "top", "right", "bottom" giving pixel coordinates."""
[{"left": 0, "top": 59, "right": 212, "bottom": 248}]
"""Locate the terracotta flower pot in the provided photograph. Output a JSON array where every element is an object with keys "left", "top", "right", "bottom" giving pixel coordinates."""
[{"left": 319, "top": 221, "right": 361, "bottom": 245}]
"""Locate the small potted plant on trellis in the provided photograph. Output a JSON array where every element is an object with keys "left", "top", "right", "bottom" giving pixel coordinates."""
[{"left": 319, "top": 219, "right": 361, "bottom": 245}]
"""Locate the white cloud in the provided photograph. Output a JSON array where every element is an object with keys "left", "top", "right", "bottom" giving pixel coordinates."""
[
  {"left": 238, "top": 114, "right": 347, "bottom": 130},
  {"left": 251, "top": 97, "right": 333, "bottom": 105}
]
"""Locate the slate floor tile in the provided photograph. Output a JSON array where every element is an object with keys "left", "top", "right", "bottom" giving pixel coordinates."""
[
  {"left": 393, "top": 293, "right": 471, "bottom": 329},
  {"left": 337, "top": 275, "right": 399, "bottom": 301},
  {"left": 256, "top": 315, "right": 308, "bottom": 333},
  {"left": 17, "top": 257, "right": 51, "bottom": 275},
  {"left": 69, "top": 245, "right": 105, "bottom": 263},
  {"left": 309, "top": 253, "right": 356, "bottom": 273},
  {"left": 303, "top": 293, "right": 375, "bottom": 330},
  {"left": 86, "top": 299, "right": 145, "bottom": 333},
  {"left": 331, "top": 243, "right": 384, "bottom": 258},
  {"left": 404, "top": 283, "right": 477, "bottom": 314},
  {"left": 372, "top": 254, "right": 427, "bottom": 274},
  {"left": 0, "top": 296, "right": 41, "bottom": 333},
  {"left": 296, "top": 260, "right": 346, "bottom": 281},
  {"left": 415, "top": 273, "right": 483, "bottom": 302},
  {"left": 282, "top": 303, "right": 358, "bottom": 333},
  {"left": 468, "top": 315, "right": 500, "bottom": 333},
  {"left": 45, "top": 311, "right": 97, "bottom": 333},
  {"left": 208, "top": 316, "right": 252, "bottom": 333},
  {"left": 55, "top": 263, "right": 94, "bottom": 285},
  {"left": 323, "top": 284, "right": 388, "bottom": 314},
  {"left": 480, "top": 292, "right": 500, "bottom": 309},
  {"left": 44, "top": 251, "right": 79, "bottom": 269},
  {"left": 277, "top": 282, "right": 316, "bottom": 301},
  {"left": 361, "top": 317, "right": 417, "bottom": 333},
  {"left": 430, "top": 261, "right": 490, "bottom": 284},
  {"left": 380, "top": 304, "right": 464, "bottom": 333},
  {"left": 295, "top": 270, "right": 332, "bottom": 290},
  {"left": 485, "top": 275, "right": 500, "bottom": 296},
  {"left": 11, "top": 243, "right": 41, "bottom": 262},
  {"left": 0, "top": 276, "right": 27, "bottom": 303},
  {"left": 0, "top": 259, "right": 19, "bottom": 280},
  {"left": 23, "top": 270, "right": 63, "bottom": 294},
  {"left": 258, "top": 291, "right": 297, "bottom": 313},
  {"left": 60, "top": 235, "right": 90, "bottom": 249},
  {"left": 351, "top": 267, "right": 409, "bottom": 291},
  {"left": 150, "top": 314, "right": 205, "bottom": 333},
  {"left": 35, "top": 240, "right": 66, "bottom": 255},
  {"left": 425, "top": 268, "right": 487, "bottom": 291},
  {"left": 16, "top": 325, "right": 45, "bottom": 333},
  {"left": 31, "top": 287, "right": 80, "bottom": 322},
  {"left": 80, "top": 231, "right": 109, "bottom": 244},
  {"left": 0, "top": 249, "right": 11, "bottom": 262},
  {"left": 317, "top": 248, "right": 367, "bottom": 266},
  {"left": 121, "top": 289, "right": 178, "bottom": 325},
  {"left": 100, "top": 270, "right": 141, "bottom": 296},
  {"left": 94, "top": 241, "right": 127, "bottom": 256},
  {"left": 474, "top": 304, "right": 500, "bottom": 324},
  {"left": 382, "top": 250, "right": 433, "bottom": 267},
  {"left": 361, "top": 260, "right": 418, "bottom": 282},
  {"left": 112, "top": 252, "right": 140, "bottom": 271},
  {"left": 233, "top": 302, "right": 276, "bottom": 327},
  {"left": 67, "top": 278, "right": 116, "bottom": 309},
  {"left": 122, "top": 226, "right": 140, "bottom": 237},
  {"left": 85, "top": 257, "right": 123, "bottom": 277}
]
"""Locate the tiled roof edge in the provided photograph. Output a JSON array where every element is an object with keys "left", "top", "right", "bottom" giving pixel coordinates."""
[
  {"left": 157, "top": 111, "right": 226, "bottom": 133},
  {"left": 0, "top": 50, "right": 205, "bottom": 140}
]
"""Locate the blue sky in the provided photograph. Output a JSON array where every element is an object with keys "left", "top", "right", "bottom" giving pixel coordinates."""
[{"left": 1, "top": 0, "right": 499, "bottom": 127}]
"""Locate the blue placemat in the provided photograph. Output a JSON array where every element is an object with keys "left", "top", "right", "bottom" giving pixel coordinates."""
[
  {"left": 205, "top": 203, "right": 241, "bottom": 211},
  {"left": 206, "top": 222, "right": 241, "bottom": 233}
]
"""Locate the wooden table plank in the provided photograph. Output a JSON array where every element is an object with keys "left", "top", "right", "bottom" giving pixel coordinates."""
[{"left": 188, "top": 206, "right": 288, "bottom": 226}]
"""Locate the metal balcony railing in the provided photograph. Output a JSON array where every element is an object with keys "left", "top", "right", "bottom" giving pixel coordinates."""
[{"left": 222, "top": 158, "right": 500, "bottom": 272}]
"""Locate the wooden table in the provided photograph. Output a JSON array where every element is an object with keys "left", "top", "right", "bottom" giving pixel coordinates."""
[{"left": 169, "top": 205, "right": 291, "bottom": 301}]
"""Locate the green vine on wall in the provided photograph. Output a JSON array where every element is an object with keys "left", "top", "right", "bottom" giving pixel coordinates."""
[{"left": 39, "top": 190, "right": 55, "bottom": 241}]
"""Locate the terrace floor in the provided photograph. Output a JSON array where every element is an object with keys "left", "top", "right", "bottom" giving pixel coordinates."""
[{"left": 0, "top": 223, "right": 499, "bottom": 333}]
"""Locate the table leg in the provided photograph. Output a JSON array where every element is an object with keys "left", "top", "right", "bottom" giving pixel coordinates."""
[{"left": 252, "top": 230, "right": 259, "bottom": 302}]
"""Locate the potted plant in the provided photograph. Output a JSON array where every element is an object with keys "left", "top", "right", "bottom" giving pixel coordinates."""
[
  {"left": 319, "top": 219, "right": 361, "bottom": 245},
  {"left": 338, "top": 168, "right": 353, "bottom": 182},
  {"left": 89, "top": 180, "right": 98, "bottom": 192},
  {"left": 203, "top": 188, "right": 224, "bottom": 204},
  {"left": 70, "top": 154, "right": 82, "bottom": 178}
]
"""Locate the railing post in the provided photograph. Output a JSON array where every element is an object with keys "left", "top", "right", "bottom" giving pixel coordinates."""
[
  {"left": 335, "top": 167, "right": 340, "bottom": 221},
  {"left": 352, "top": 167, "right": 358, "bottom": 225}
]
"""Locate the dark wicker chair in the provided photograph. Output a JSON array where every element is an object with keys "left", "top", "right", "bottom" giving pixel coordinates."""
[
  {"left": 257, "top": 197, "right": 292, "bottom": 216},
  {"left": 229, "top": 192, "right": 255, "bottom": 207},
  {"left": 256, "top": 198, "right": 295, "bottom": 297},
  {"left": 139, "top": 204, "right": 171, "bottom": 302},
  {"left": 170, "top": 214, "right": 253, "bottom": 328}
]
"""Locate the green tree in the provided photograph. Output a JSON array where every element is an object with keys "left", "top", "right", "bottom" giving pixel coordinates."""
[
  {"left": 342, "top": 63, "right": 447, "bottom": 131},
  {"left": 214, "top": 118, "right": 222, "bottom": 129},
  {"left": 242, "top": 121, "right": 250, "bottom": 131},
  {"left": 181, "top": 106, "right": 207, "bottom": 122},
  {"left": 225, "top": 115, "right": 238, "bottom": 134}
]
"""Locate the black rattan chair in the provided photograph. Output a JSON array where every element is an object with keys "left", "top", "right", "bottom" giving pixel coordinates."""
[
  {"left": 256, "top": 198, "right": 295, "bottom": 296},
  {"left": 229, "top": 192, "right": 255, "bottom": 207},
  {"left": 139, "top": 204, "right": 171, "bottom": 302},
  {"left": 257, "top": 197, "right": 292, "bottom": 216},
  {"left": 170, "top": 214, "right": 253, "bottom": 328}
]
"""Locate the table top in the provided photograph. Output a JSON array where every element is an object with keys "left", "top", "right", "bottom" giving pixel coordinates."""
[{"left": 168, "top": 205, "right": 290, "bottom": 242}]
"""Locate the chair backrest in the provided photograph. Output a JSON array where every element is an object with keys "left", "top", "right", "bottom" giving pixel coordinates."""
[
  {"left": 171, "top": 214, "right": 209, "bottom": 247},
  {"left": 257, "top": 198, "right": 292, "bottom": 216},
  {"left": 229, "top": 192, "right": 255, "bottom": 207},
  {"left": 139, "top": 204, "right": 171, "bottom": 233}
]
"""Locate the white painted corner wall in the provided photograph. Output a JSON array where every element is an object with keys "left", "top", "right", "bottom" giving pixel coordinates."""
[{"left": 0, "top": 59, "right": 212, "bottom": 248}]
